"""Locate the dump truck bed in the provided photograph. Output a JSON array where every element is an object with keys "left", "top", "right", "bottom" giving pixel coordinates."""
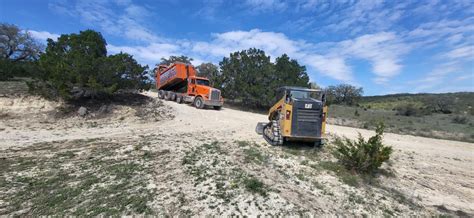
[{"left": 157, "top": 63, "right": 196, "bottom": 91}]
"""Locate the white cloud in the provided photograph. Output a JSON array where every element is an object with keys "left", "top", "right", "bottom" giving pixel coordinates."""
[
  {"left": 105, "top": 28, "right": 409, "bottom": 85},
  {"left": 192, "top": 29, "right": 301, "bottom": 59},
  {"left": 50, "top": 0, "right": 158, "bottom": 43},
  {"left": 108, "top": 43, "right": 181, "bottom": 67},
  {"left": 303, "top": 55, "right": 354, "bottom": 83},
  {"left": 444, "top": 46, "right": 474, "bottom": 60},
  {"left": 335, "top": 32, "right": 409, "bottom": 83},
  {"left": 410, "top": 61, "right": 464, "bottom": 92},
  {"left": 312, "top": 0, "right": 405, "bottom": 36},
  {"left": 454, "top": 74, "right": 474, "bottom": 82},
  {"left": 245, "top": 0, "right": 287, "bottom": 12},
  {"left": 28, "top": 30, "right": 60, "bottom": 42},
  {"left": 190, "top": 29, "right": 409, "bottom": 84}
]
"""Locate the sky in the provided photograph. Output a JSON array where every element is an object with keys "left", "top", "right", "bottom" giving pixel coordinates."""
[{"left": 1, "top": 0, "right": 473, "bottom": 95}]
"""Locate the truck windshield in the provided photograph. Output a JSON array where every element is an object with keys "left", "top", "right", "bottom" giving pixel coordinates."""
[
  {"left": 196, "top": 79, "right": 210, "bottom": 86},
  {"left": 289, "top": 90, "right": 321, "bottom": 100}
]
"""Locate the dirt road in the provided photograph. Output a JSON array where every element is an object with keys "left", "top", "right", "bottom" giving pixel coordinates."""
[{"left": 1, "top": 93, "right": 473, "bottom": 216}]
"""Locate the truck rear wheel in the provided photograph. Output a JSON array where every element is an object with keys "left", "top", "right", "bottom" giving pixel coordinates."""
[
  {"left": 175, "top": 95, "right": 183, "bottom": 104},
  {"left": 158, "top": 90, "right": 165, "bottom": 99},
  {"left": 170, "top": 92, "right": 176, "bottom": 101},
  {"left": 194, "top": 97, "right": 204, "bottom": 109},
  {"left": 165, "top": 91, "right": 171, "bottom": 100}
]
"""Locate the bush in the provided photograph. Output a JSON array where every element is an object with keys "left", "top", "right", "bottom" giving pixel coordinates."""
[
  {"left": 38, "top": 30, "right": 149, "bottom": 100},
  {"left": 26, "top": 80, "right": 59, "bottom": 100},
  {"left": 395, "top": 104, "right": 431, "bottom": 116},
  {"left": 0, "top": 60, "right": 39, "bottom": 81},
  {"left": 354, "top": 109, "right": 360, "bottom": 117},
  {"left": 334, "top": 123, "right": 393, "bottom": 174},
  {"left": 452, "top": 115, "right": 468, "bottom": 124}
]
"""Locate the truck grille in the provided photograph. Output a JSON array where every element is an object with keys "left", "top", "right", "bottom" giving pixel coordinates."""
[
  {"left": 210, "top": 89, "right": 220, "bottom": 100},
  {"left": 297, "top": 109, "right": 320, "bottom": 122}
]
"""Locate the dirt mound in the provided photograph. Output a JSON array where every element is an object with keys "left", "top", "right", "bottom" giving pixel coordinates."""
[
  {"left": 135, "top": 99, "right": 175, "bottom": 121},
  {"left": 0, "top": 93, "right": 174, "bottom": 131},
  {"left": 0, "top": 95, "right": 60, "bottom": 114},
  {"left": 51, "top": 93, "right": 174, "bottom": 120}
]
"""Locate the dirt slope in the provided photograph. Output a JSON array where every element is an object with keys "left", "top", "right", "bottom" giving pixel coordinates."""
[{"left": 1, "top": 92, "right": 473, "bottom": 216}]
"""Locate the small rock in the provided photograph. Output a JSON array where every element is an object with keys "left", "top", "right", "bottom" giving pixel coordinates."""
[
  {"left": 78, "top": 106, "right": 87, "bottom": 117},
  {"left": 98, "top": 105, "right": 109, "bottom": 114}
]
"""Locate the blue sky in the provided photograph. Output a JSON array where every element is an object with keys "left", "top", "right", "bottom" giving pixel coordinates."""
[{"left": 1, "top": 0, "right": 473, "bottom": 95}]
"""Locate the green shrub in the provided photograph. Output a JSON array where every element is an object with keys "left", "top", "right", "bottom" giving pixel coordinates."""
[
  {"left": 242, "top": 176, "right": 267, "bottom": 196},
  {"left": 334, "top": 123, "right": 393, "bottom": 174},
  {"left": 452, "top": 115, "right": 468, "bottom": 124},
  {"left": 395, "top": 104, "right": 431, "bottom": 116},
  {"left": 26, "top": 80, "right": 59, "bottom": 100},
  {"left": 354, "top": 109, "right": 360, "bottom": 117},
  {"left": 38, "top": 30, "right": 150, "bottom": 100}
]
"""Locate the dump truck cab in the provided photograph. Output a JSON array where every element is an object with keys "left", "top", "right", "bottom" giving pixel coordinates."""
[
  {"left": 257, "top": 86, "right": 327, "bottom": 146},
  {"left": 186, "top": 76, "right": 223, "bottom": 108}
]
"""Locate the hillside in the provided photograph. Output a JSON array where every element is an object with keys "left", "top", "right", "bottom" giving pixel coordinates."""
[
  {"left": 359, "top": 92, "right": 474, "bottom": 115},
  {"left": 328, "top": 92, "right": 474, "bottom": 143}
]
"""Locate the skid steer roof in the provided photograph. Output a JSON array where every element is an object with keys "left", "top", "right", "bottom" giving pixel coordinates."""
[{"left": 278, "top": 86, "right": 321, "bottom": 92}]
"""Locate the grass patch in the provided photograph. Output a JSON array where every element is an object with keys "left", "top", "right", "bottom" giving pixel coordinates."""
[
  {"left": 243, "top": 147, "right": 268, "bottom": 165},
  {"left": 295, "top": 171, "right": 308, "bottom": 182},
  {"left": 242, "top": 176, "right": 268, "bottom": 197},
  {"left": 182, "top": 142, "right": 224, "bottom": 185},
  {"left": 202, "top": 141, "right": 222, "bottom": 154},
  {"left": 235, "top": 140, "right": 251, "bottom": 147},
  {"left": 315, "top": 161, "right": 360, "bottom": 187},
  {"left": 1, "top": 139, "right": 156, "bottom": 216}
]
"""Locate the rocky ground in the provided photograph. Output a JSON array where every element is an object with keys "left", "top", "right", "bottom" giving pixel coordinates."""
[{"left": 0, "top": 91, "right": 473, "bottom": 216}]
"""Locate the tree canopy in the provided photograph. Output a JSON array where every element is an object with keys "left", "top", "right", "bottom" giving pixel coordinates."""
[
  {"left": 0, "top": 23, "right": 42, "bottom": 62},
  {"left": 0, "top": 23, "right": 43, "bottom": 80},
  {"left": 196, "top": 62, "right": 219, "bottom": 85},
  {"left": 39, "top": 30, "right": 148, "bottom": 99},
  {"left": 217, "top": 48, "right": 310, "bottom": 108},
  {"left": 324, "top": 84, "right": 363, "bottom": 105}
]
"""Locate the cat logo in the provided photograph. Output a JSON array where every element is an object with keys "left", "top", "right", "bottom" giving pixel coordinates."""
[{"left": 305, "top": 104, "right": 312, "bottom": 109}]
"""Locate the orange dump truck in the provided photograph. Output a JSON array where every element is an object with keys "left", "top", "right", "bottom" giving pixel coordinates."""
[{"left": 155, "top": 62, "right": 224, "bottom": 109}]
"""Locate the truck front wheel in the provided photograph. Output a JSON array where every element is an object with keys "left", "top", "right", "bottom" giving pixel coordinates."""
[{"left": 194, "top": 97, "right": 205, "bottom": 109}]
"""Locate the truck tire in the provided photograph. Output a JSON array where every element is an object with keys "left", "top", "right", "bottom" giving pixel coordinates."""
[
  {"left": 213, "top": 106, "right": 222, "bottom": 110},
  {"left": 194, "top": 97, "right": 205, "bottom": 109},
  {"left": 170, "top": 92, "right": 176, "bottom": 101},
  {"left": 158, "top": 90, "right": 165, "bottom": 99},
  {"left": 165, "top": 91, "right": 171, "bottom": 100},
  {"left": 175, "top": 95, "right": 183, "bottom": 104}
]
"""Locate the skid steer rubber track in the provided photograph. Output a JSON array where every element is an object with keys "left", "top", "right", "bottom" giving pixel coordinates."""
[{"left": 262, "top": 120, "right": 283, "bottom": 146}]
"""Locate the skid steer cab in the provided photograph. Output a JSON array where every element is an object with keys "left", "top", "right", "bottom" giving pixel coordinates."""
[{"left": 256, "top": 86, "right": 327, "bottom": 147}]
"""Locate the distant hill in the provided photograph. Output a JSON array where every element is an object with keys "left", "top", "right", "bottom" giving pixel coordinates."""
[{"left": 359, "top": 92, "right": 474, "bottom": 115}]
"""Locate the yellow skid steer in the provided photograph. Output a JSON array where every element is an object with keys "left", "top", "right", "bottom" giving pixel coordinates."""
[{"left": 256, "top": 86, "right": 327, "bottom": 146}]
